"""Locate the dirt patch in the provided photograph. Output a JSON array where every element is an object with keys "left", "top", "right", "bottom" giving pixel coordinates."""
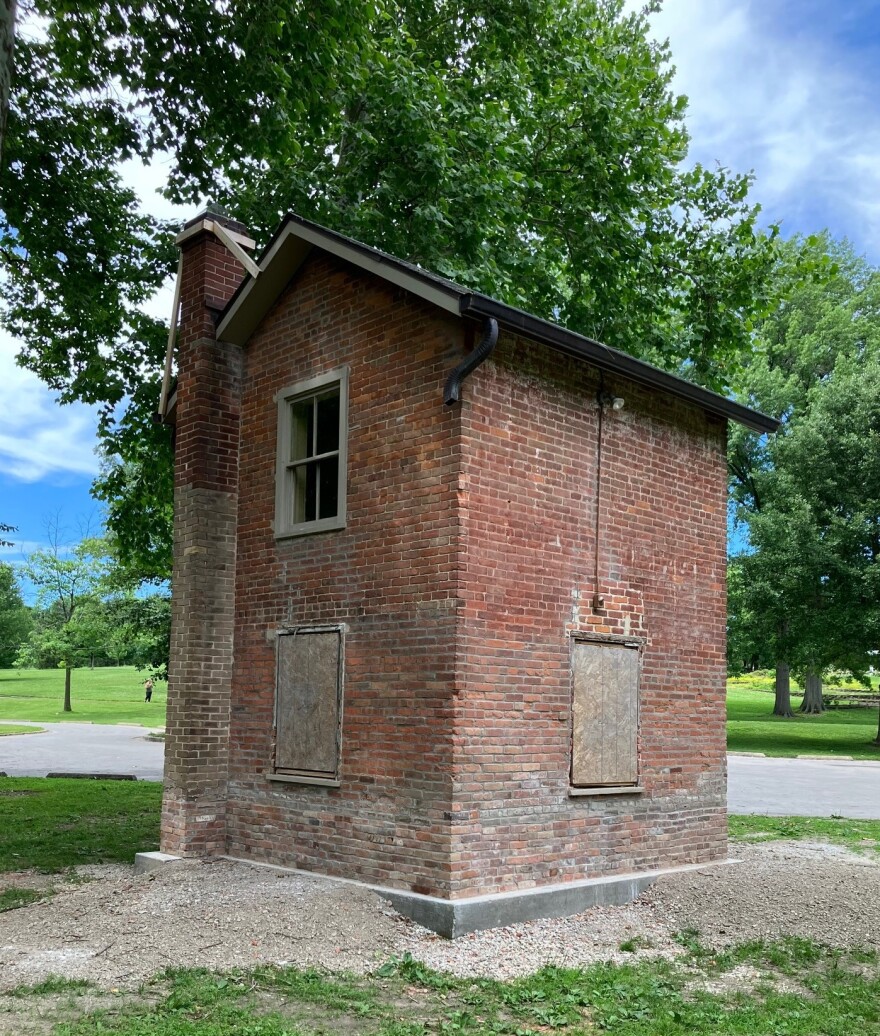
[
  {"left": 0, "top": 861, "right": 401, "bottom": 992},
  {"left": 0, "top": 841, "right": 878, "bottom": 992},
  {"left": 0, "top": 989, "right": 159, "bottom": 1036},
  {"left": 689, "top": 963, "right": 808, "bottom": 1000},
  {"left": 642, "top": 841, "right": 880, "bottom": 952}
]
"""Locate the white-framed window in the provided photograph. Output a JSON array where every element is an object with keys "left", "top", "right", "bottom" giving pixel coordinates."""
[{"left": 274, "top": 369, "right": 348, "bottom": 538}]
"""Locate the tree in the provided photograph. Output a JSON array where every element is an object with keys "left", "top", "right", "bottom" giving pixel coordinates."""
[
  {"left": 730, "top": 237, "right": 880, "bottom": 726},
  {"left": 0, "top": 561, "right": 30, "bottom": 667},
  {"left": 0, "top": 0, "right": 15, "bottom": 163},
  {"left": 18, "top": 535, "right": 112, "bottom": 711},
  {"left": 102, "top": 592, "right": 171, "bottom": 678},
  {"left": 772, "top": 353, "right": 880, "bottom": 737},
  {"left": 4, "top": 0, "right": 784, "bottom": 581}
]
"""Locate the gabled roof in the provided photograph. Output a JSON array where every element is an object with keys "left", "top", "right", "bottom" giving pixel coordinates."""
[{"left": 216, "top": 214, "right": 778, "bottom": 434}]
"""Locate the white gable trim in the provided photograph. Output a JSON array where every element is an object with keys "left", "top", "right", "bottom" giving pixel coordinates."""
[{"left": 216, "top": 219, "right": 462, "bottom": 346}]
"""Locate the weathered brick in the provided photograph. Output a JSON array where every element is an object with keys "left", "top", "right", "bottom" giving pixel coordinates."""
[{"left": 163, "top": 225, "right": 729, "bottom": 900}]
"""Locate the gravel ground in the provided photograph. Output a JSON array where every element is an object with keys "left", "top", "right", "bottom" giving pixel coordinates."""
[{"left": 1, "top": 841, "right": 878, "bottom": 991}]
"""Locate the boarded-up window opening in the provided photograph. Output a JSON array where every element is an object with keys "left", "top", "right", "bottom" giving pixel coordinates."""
[
  {"left": 571, "top": 640, "right": 639, "bottom": 787},
  {"left": 275, "top": 629, "right": 342, "bottom": 777}
]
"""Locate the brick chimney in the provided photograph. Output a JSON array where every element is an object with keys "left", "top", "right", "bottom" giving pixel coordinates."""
[{"left": 161, "top": 211, "right": 255, "bottom": 857}]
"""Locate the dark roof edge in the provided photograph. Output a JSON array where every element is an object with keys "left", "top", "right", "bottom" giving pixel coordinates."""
[
  {"left": 217, "top": 213, "right": 778, "bottom": 435},
  {"left": 459, "top": 294, "right": 779, "bottom": 434}
]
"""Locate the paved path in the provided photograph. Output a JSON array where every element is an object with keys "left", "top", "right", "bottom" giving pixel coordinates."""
[
  {"left": 2, "top": 727, "right": 879, "bottom": 815},
  {"left": 728, "top": 753, "right": 880, "bottom": 819},
  {"left": 0, "top": 721, "right": 164, "bottom": 781}
]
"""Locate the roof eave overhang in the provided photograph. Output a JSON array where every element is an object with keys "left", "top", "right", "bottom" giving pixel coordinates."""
[
  {"left": 459, "top": 294, "right": 779, "bottom": 435},
  {"left": 215, "top": 215, "right": 778, "bottom": 435},
  {"left": 216, "top": 216, "right": 462, "bottom": 346}
]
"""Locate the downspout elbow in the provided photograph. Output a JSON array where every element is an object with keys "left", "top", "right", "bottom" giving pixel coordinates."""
[{"left": 443, "top": 317, "right": 498, "bottom": 406}]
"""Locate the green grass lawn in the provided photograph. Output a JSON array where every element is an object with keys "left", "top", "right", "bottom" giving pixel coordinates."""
[
  {"left": 727, "top": 682, "right": 880, "bottom": 760},
  {"left": 0, "top": 666, "right": 166, "bottom": 727},
  {"left": 0, "top": 723, "right": 45, "bottom": 736},
  {"left": 729, "top": 814, "right": 880, "bottom": 852},
  {"left": 0, "top": 777, "right": 161, "bottom": 872}
]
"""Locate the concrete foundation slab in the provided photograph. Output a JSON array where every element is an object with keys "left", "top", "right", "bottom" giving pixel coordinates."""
[
  {"left": 223, "top": 855, "right": 737, "bottom": 938},
  {"left": 135, "top": 851, "right": 184, "bottom": 874}
]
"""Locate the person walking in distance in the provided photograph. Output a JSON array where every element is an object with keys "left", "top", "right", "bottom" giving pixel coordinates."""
[{"left": 144, "top": 677, "right": 154, "bottom": 703}]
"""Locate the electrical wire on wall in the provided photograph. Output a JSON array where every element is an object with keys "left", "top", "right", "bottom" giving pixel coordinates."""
[{"left": 593, "top": 374, "right": 625, "bottom": 613}]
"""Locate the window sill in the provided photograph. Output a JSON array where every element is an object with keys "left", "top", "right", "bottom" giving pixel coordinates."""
[
  {"left": 275, "top": 515, "right": 346, "bottom": 540},
  {"left": 568, "top": 785, "right": 643, "bottom": 798},
  {"left": 265, "top": 773, "right": 341, "bottom": 788}
]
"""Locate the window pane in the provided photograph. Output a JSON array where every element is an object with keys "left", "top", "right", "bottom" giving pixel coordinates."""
[
  {"left": 290, "top": 399, "right": 314, "bottom": 460},
  {"left": 318, "top": 457, "right": 339, "bottom": 519},
  {"left": 315, "top": 392, "right": 340, "bottom": 455},
  {"left": 293, "top": 462, "right": 318, "bottom": 523}
]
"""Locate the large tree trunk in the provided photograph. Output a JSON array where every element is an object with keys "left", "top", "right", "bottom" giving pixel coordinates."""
[
  {"left": 63, "top": 665, "right": 72, "bottom": 713},
  {"left": 773, "top": 661, "right": 794, "bottom": 717},
  {"left": 0, "top": 0, "right": 17, "bottom": 165},
  {"left": 799, "top": 670, "right": 825, "bottom": 714}
]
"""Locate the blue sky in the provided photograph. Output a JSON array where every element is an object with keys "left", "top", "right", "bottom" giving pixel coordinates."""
[{"left": 3, "top": 0, "right": 880, "bottom": 593}]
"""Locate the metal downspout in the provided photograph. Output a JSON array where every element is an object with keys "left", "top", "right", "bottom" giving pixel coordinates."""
[{"left": 443, "top": 317, "right": 499, "bottom": 406}]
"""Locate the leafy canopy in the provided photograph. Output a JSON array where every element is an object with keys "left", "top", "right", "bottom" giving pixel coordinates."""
[
  {"left": 4, "top": 0, "right": 785, "bottom": 580},
  {"left": 17, "top": 535, "right": 115, "bottom": 675},
  {"left": 0, "top": 561, "right": 31, "bottom": 668},
  {"left": 729, "top": 235, "right": 880, "bottom": 684}
]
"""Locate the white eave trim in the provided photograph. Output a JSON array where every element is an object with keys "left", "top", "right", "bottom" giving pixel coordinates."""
[
  {"left": 216, "top": 220, "right": 463, "bottom": 346},
  {"left": 175, "top": 218, "right": 256, "bottom": 252}
]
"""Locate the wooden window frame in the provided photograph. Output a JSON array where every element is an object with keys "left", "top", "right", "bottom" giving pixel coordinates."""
[
  {"left": 274, "top": 368, "right": 349, "bottom": 539},
  {"left": 270, "top": 625, "right": 344, "bottom": 785},
  {"left": 569, "top": 632, "right": 643, "bottom": 794}
]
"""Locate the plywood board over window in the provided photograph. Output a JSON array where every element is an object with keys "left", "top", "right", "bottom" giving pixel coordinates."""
[
  {"left": 275, "top": 629, "right": 342, "bottom": 778},
  {"left": 571, "top": 640, "right": 639, "bottom": 787}
]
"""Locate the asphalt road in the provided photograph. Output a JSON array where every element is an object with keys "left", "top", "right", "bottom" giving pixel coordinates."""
[
  {"left": 2, "top": 724, "right": 879, "bottom": 817},
  {"left": 0, "top": 721, "right": 164, "bottom": 781},
  {"left": 727, "top": 753, "right": 880, "bottom": 819}
]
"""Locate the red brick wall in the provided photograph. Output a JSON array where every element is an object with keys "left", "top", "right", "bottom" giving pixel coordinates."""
[
  {"left": 450, "top": 332, "right": 728, "bottom": 895},
  {"left": 162, "top": 221, "right": 248, "bottom": 857},
  {"left": 169, "top": 240, "right": 729, "bottom": 898},
  {"left": 225, "top": 253, "right": 465, "bottom": 895}
]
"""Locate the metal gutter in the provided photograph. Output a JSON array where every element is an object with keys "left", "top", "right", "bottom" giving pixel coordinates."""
[
  {"left": 459, "top": 294, "right": 779, "bottom": 434},
  {"left": 214, "top": 212, "right": 779, "bottom": 434}
]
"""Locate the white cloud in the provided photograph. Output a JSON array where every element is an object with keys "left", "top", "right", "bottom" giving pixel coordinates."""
[
  {"left": 0, "top": 539, "right": 44, "bottom": 557},
  {"left": 0, "top": 331, "right": 102, "bottom": 482},
  {"left": 118, "top": 155, "right": 192, "bottom": 323},
  {"left": 647, "top": 0, "right": 880, "bottom": 253}
]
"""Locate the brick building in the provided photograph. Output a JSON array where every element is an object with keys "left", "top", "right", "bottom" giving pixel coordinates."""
[{"left": 158, "top": 210, "right": 776, "bottom": 936}]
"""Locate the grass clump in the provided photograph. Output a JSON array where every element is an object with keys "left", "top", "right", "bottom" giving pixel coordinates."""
[
  {"left": 0, "top": 776, "right": 161, "bottom": 872},
  {"left": 727, "top": 683, "right": 880, "bottom": 760},
  {"left": 729, "top": 814, "right": 880, "bottom": 852},
  {"left": 2, "top": 942, "right": 876, "bottom": 1036},
  {"left": 0, "top": 886, "right": 44, "bottom": 912},
  {"left": 4, "top": 976, "right": 96, "bottom": 998},
  {"left": 0, "top": 666, "right": 165, "bottom": 727}
]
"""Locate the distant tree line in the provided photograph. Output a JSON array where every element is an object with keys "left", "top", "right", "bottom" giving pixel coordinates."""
[
  {"left": 728, "top": 234, "right": 880, "bottom": 746},
  {"left": 0, "top": 538, "right": 169, "bottom": 712}
]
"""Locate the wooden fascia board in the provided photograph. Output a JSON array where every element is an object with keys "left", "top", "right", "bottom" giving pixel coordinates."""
[{"left": 216, "top": 220, "right": 462, "bottom": 346}]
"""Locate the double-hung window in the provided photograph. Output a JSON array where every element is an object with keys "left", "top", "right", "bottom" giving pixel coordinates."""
[{"left": 275, "top": 369, "right": 348, "bottom": 537}]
